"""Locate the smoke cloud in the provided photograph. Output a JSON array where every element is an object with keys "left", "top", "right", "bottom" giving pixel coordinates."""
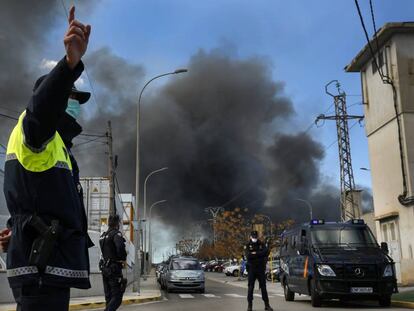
[{"left": 76, "top": 48, "right": 340, "bottom": 233}]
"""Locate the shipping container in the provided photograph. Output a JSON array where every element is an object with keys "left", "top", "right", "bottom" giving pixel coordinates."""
[{"left": 80, "top": 177, "right": 111, "bottom": 232}]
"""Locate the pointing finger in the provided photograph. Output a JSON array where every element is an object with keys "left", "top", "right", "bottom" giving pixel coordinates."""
[{"left": 68, "top": 5, "right": 75, "bottom": 24}]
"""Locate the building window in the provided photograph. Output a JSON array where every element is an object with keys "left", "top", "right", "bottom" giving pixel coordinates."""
[
  {"left": 390, "top": 222, "right": 396, "bottom": 240},
  {"left": 382, "top": 223, "right": 388, "bottom": 242}
]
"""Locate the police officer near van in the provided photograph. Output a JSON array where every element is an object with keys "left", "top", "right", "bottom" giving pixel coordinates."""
[
  {"left": 2, "top": 6, "right": 92, "bottom": 311},
  {"left": 245, "top": 231, "right": 273, "bottom": 311},
  {"left": 99, "top": 214, "right": 127, "bottom": 311}
]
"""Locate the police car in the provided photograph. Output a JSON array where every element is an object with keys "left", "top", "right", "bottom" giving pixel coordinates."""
[{"left": 279, "top": 219, "right": 398, "bottom": 307}]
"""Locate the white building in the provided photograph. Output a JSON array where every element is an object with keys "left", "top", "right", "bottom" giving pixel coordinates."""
[{"left": 346, "top": 22, "right": 414, "bottom": 285}]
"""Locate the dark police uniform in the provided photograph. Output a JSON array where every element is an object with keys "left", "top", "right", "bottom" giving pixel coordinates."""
[
  {"left": 3, "top": 57, "right": 92, "bottom": 311},
  {"left": 245, "top": 233, "right": 273, "bottom": 311},
  {"left": 99, "top": 228, "right": 127, "bottom": 311}
]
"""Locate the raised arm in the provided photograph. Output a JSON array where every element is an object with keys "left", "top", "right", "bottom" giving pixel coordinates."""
[{"left": 23, "top": 6, "right": 91, "bottom": 150}]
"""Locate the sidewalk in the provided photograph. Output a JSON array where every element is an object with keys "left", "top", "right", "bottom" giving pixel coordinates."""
[
  {"left": 392, "top": 288, "right": 414, "bottom": 309},
  {"left": 0, "top": 277, "right": 161, "bottom": 311}
]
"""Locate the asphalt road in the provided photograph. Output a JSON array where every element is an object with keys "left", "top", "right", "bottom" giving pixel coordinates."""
[{"left": 108, "top": 273, "right": 408, "bottom": 311}]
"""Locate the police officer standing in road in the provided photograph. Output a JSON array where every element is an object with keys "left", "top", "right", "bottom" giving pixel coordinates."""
[
  {"left": 245, "top": 231, "right": 273, "bottom": 311},
  {"left": 2, "top": 6, "right": 92, "bottom": 311},
  {"left": 99, "top": 214, "right": 127, "bottom": 311}
]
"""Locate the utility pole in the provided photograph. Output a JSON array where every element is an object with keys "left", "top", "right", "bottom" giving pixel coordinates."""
[
  {"left": 204, "top": 206, "right": 224, "bottom": 246},
  {"left": 107, "top": 121, "right": 116, "bottom": 216},
  {"left": 316, "top": 81, "right": 364, "bottom": 220}
]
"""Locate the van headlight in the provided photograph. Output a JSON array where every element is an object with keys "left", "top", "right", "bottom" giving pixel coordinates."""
[
  {"left": 317, "top": 264, "right": 336, "bottom": 277},
  {"left": 383, "top": 264, "right": 393, "bottom": 277}
]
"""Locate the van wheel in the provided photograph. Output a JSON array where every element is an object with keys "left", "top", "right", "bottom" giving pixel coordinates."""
[
  {"left": 283, "top": 280, "right": 295, "bottom": 301},
  {"left": 310, "top": 279, "right": 322, "bottom": 307},
  {"left": 379, "top": 295, "right": 391, "bottom": 307}
]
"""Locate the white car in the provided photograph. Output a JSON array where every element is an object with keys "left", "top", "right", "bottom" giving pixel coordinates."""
[{"left": 224, "top": 264, "right": 241, "bottom": 277}]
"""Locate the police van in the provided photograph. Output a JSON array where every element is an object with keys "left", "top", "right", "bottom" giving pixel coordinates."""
[{"left": 279, "top": 219, "right": 398, "bottom": 307}]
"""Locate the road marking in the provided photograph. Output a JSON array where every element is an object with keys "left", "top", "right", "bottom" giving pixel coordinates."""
[
  {"left": 225, "top": 293, "right": 245, "bottom": 298},
  {"left": 254, "top": 294, "right": 262, "bottom": 297},
  {"left": 203, "top": 294, "right": 221, "bottom": 298},
  {"left": 179, "top": 294, "right": 195, "bottom": 299}
]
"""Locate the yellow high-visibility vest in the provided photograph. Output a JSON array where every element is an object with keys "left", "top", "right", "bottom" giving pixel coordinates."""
[{"left": 6, "top": 112, "right": 72, "bottom": 172}]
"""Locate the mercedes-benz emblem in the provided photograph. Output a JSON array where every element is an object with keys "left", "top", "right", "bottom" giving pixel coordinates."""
[{"left": 354, "top": 268, "right": 365, "bottom": 277}]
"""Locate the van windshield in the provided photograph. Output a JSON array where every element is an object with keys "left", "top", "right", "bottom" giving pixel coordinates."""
[{"left": 311, "top": 227, "right": 377, "bottom": 247}]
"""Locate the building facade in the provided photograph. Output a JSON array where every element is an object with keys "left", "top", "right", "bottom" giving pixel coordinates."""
[{"left": 346, "top": 23, "right": 414, "bottom": 285}]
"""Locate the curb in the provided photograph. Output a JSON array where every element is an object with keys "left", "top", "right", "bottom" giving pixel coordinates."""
[
  {"left": 1, "top": 294, "right": 162, "bottom": 311},
  {"left": 69, "top": 295, "right": 162, "bottom": 311},
  {"left": 392, "top": 300, "right": 414, "bottom": 309}
]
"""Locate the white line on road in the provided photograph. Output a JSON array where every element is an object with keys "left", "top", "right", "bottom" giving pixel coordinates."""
[
  {"left": 203, "top": 294, "right": 221, "bottom": 298},
  {"left": 179, "top": 294, "right": 195, "bottom": 299},
  {"left": 225, "top": 293, "right": 245, "bottom": 298}
]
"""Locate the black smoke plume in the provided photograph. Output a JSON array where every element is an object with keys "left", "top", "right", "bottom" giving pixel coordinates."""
[{"left": 77, "top": 48, "right": 340, "bottom": 230}]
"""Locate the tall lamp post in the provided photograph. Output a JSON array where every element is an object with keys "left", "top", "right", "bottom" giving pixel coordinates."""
[
  {"left": 143, "top": 167, "right": 168, "bottom": 278},
  {"left": 133, "top": 69, "right": 188, "bottom": 292},
  {"left": 295, "top": 198, "right": 313, "bottom": 220},
  {"left": 148, "top": 200, "right": 167, "bottom": 271}
]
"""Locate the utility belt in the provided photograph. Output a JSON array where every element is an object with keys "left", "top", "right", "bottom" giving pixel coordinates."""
[
  {"left": 28, "top": 215, "right": 60, "bottom": 271},
  {"left": 99, "top": 258, "right": 123, "bottom": 275}
]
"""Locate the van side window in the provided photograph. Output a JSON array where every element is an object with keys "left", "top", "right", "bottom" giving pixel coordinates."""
[
  {"left": 283, "top": 237, "right": 288, "bottom": 251},
  {"left": 291, "top": 235, "right": 297, "bottom": 249}
]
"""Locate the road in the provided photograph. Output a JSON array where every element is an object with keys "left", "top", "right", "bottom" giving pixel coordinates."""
[{"left": 95, "top": 273, "right": 408, "bottom": 311}]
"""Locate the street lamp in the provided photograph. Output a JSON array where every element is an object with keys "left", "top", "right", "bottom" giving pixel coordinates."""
[
  {"left": 133, "top": 69, "right": 187, "bottom": 292},
  {"left": 148, "top": 200, "right": 167, "bottom": 272},
  {"left": 143, "top": 167, "right": 168, "bottom": 278},
  {"left": 360, "top": 167, "right": 371, "bottom": 171},
  {"left": 295, "top": 198, "right": 313, "bottom": 220}
]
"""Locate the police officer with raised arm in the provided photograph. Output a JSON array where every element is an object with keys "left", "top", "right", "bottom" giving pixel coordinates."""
[
  {"left": 99, "top": 214, "right": 127, "bottom": 311},
  {"left": 245, "top": 231, "right": 273, "bottom": 311},
  {"left": 2, "top": 6, "right": 92, "bottom": 311}
]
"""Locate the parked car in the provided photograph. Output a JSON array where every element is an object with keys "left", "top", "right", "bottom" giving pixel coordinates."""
[
  {"left": 163, "top": 256, "right": 205, "bottom": 293},
  {"left": 204, "top": 260, "right": 218, "bottom": 272},
  {"left": 224, "top": 264, "right": 241, "bottom": 277}
]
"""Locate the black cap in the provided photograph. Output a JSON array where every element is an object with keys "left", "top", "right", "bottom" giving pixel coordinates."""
[
  {"left": 33, "top": 75, "right": 91, "bottom": 104},
  {"left": 250, "top": 231, "right": 258, "bottom": 238}
]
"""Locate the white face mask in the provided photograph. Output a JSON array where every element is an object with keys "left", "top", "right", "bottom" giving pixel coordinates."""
[{"left": 251, "top": 238, "right": 258, "bottom": 243}]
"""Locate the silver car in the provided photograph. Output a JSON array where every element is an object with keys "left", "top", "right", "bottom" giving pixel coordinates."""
[{"left": 164, "top": 257, "right": 205, "bottom": 293}]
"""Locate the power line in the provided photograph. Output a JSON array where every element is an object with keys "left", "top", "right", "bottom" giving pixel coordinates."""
[
  {"left": 0, "top": 112, "right": 18, "bottom": 121},
  {"left": 0, "top": 105, "right": 21, "bottom": 115},
  {"left": 72, "top": 135, "right": 107, "bottom": 149},
  {"left": 353, "top": 0, "right": 388, "bottom": 81},
  {"left": 79, "top": 132, "right": 106, "bottom": 138}
]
